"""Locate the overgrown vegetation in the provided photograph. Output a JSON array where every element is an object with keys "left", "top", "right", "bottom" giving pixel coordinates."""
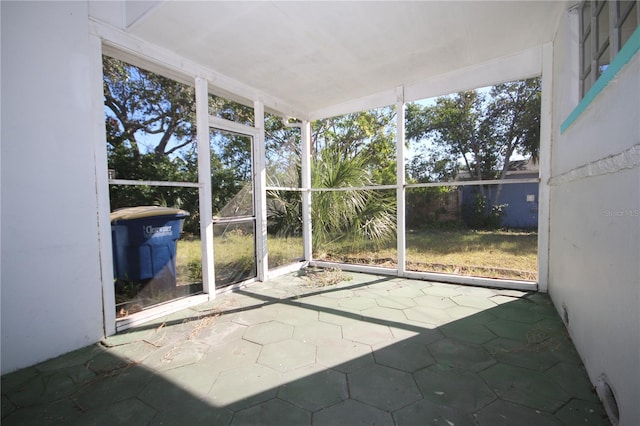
[
  {"left": 299, "top": 267, "right": 353, "bottom": 288},
  {"left": 311, "top": 145, "right": 396, "bottom": 248},
  {"left": 465, "top": 192, "right": 508, "bottom": 230},
  {"left": 175, "top": 230, "right": 537, "bottom": 284},
  {"left": 314, "top": 229, "right": 537, "bottom": 281}
]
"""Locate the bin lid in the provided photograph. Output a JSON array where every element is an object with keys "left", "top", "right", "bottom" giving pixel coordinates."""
[{"left": 110, "top": 206, "right": 190, "bottom": 222}]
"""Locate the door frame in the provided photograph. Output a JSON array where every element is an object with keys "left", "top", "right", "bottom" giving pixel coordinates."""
[
  {"left": 195, "top": 81, "right": 267, "bottom": 301},
  {"left": 207, "top": 117, "right": 262, "bottom": 288}
]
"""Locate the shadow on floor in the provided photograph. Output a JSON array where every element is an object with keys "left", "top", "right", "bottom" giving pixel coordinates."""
[{"left": 1, "top": 273, "right": 611, "bottom": 425}]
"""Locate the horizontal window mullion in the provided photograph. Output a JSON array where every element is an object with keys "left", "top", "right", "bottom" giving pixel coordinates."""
[
  {"left": 212, "top": 216, "right": 255, "bottom": 224},
  {"left": 311, "top": 184, "right": 397, "bottom": 192},
  {"left": 305, "top": 179, "right": 541, "bottom": 192},
  {"left": 266, "top": 186, "right": 305, "bottom": 192},
  {"left": 405, "top": 178, "right": 540, "bottom": 189},
  {"left": 109, "top": 179, "right": 201, "bottom": 188},
  {"left": 209, "top": 115, "right": 258, "bottom": 136}
]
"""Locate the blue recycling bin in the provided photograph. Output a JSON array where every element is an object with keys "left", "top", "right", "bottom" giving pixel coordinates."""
[{"left": 111, "top": 206, "right": 189, "bottom": 283}]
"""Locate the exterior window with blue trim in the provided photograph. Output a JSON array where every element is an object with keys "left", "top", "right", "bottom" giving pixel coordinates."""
[{"left": 580, "top": 0, "right": 639, "bottom": 98}]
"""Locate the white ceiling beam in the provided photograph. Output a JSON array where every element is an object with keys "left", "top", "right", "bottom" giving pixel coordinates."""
[
  {"left": 308, "top": 46, "right": 543, "bottom": 120},
  {"left": 124, "top": 1, "right": 162, "bottom": 30},
  {"left": 92, "top": 13, "right": 543, "bottom": 122},
  {"left": 309, "top": 86, "right": 404, "bottom": 121},
  {"left": 404, "top": 46, "right": 543, "bottom": 102},
  {"left": 90, "top": 19, "right": 310, "bottom": 121}
]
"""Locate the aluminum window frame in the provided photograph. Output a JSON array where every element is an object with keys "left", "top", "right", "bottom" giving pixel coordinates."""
[
  {"left": 580, "top": 0, "right": 640, "bottom": 98},
  {"left": 208, "top": 116, "right": 264, "bottom": 285}
]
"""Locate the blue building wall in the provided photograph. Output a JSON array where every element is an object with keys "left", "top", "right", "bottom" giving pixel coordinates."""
[{"left": 461, "top": 182, "right": 539, "bottom": 229}]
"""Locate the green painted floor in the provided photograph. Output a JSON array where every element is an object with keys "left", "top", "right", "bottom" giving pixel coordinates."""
[{"left": 1, "top": 271, "right": 610, "bottom": 425}]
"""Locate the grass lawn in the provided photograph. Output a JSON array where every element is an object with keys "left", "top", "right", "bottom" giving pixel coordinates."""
[
  {"left": 176, "top": 234, "right": 304, "bottom": 286},
  {"left": 176, "top": 237, "right": 203, "bottom": 286},
  {"left": 115, "top": 234, "right": 304, "bottom": 317},
  {"left": 405, "top": 229, "right": 537, "bottom": 280},
  {"left": 313, "top": 229, "right": 537, "bottom": 281},
  {"left": 176, "top": 229, "right": 538, "bottom": 284}
]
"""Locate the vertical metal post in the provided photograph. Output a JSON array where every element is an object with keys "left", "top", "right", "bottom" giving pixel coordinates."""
[
  {"left": 195, "top": 77, "right": 215, "bottom": 296},
  {"left": 301, "top": 121, "right": 313, "bottom": 261},
  {"left": 254, "top": 100, "right": 268, "bottom": 281},
  {"left": 537, "top": 42, "right": 553, "bottom": 293},
  {"left": 90, "top": 34, "right": 116, "bottom": 336},
  {"left": 396, "top": 87, "right": 406, "bottom": 277}
]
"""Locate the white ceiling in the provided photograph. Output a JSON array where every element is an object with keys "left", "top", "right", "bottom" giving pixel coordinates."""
[{"left": 121, "top": 1, "right": 567, "bottom": 117}]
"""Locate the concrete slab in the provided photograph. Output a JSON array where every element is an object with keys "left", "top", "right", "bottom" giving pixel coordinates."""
[
  {"left": 208, "top": 363, "right": 282, "bottom": 410},
  {"left": 198, "top": 339, "right": 261, "bottom": 373},
  {"left": 480, "top": 363, "right": 571, "bottom": 412},
  {"left": 257, "top": 339, "right": 316, "bottom": 372},
  {"left": 292, "top": 321, "right": 342, "bottom": 345},
  {"left": 278, "top": 368, "right": 348, "bottom": 411},
  {"left": 414, "top": 294, "right": 458, "bottom": 309},
  {"left": 404, "top": 305, "right": 453, "bottom": 326},
  {"left": 72, "top": 398, "right": 157, "bottom": 426},
  {"left": 0, "top": 271, "right": 611, "bottom": 426},
  {"left": 393, "top": 398, "right": 476, "bottom": 426},
  {"left": 413, "top": 366, "right": 497, "bottom": 410},
  {"left": 427, "top": 338, "right": 497, "bottom": 372},
  {"left": 243, "top": 321, "right": 294, "bottom": 345},
  {"left": 313, "top": 399, "right": 395, "bottom": 426},
  {"left": 275, "top": 305, "right": 319, "bottom": 325},
  {"left": 439, "top": 320, "right": 497, "bottom": 344},
  {"left": 341, "top": 321, "right": 395, "bottom": 346},
  {"left": 348, "top": 364, "right": 422, "bottom": 411},
  {"left": 230, "top": 399, "right": 310, "bottom": 426},
  {"left": 372, "top": 340, "right": 435, "bottom": 372},
  {"left": 474, "top": 399, "right": 563, "bottom": 426},
  {"left": 316, "top": 337, "right": 375, "bottom": 373}
]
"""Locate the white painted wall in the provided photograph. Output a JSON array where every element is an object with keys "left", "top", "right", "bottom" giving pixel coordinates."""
[
  {"left": 549, "top": 11, "right": 640, "bottom": 426},
  {"left": 1, "top": 1, "right": 105, "bottom": 373}
]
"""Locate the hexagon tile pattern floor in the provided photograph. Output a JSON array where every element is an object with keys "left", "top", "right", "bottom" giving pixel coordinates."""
[{"left": 1, "top": 271, "right": 610, "bottom": 425}]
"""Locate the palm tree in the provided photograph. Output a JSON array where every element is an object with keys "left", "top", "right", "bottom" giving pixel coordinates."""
[
  {"left": 311, "top": 144, "right": 396, "bottom": 250},
  {"left": 267, "top": 108, "right": 397, "bottom": 251}
]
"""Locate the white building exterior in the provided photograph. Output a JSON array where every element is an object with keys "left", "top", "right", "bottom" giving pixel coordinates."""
[
  {"left": 548, "top": 9, "right": 640, "bottom": 424},
  {"left": 1, "top": 1, "right": 638, "bottom": 424}
]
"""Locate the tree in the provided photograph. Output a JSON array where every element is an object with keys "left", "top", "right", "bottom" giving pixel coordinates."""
[
  {"left": 266, "top": 108, "right": 398, "bottom": 247},
  {"left": 407, "top": 91, "right": 492, "bottom": 183},
  {"left": 484, "top": 79, "right": 541, "bottom": 203},
  {"left": 265, "top": 114, "right": 302, "bottom": 189},
  {"left": 312, "top": 107, "right": 397, "bottom": 185},
  {"left": 104, "top": 57, "right": 199, "bottom": 225},
  {"left": 103, "top": 57, "right": 197, "bottom": 161},
  {"left": 309, "top": 108, "right": 397, "bottom": 247},
  {"left": 311, "top": 144, "right": 396, "bottom": 248},
  {"left": 104, "top": 57, "right": 260, "bottom": 234},
  {"left": 406, "top": 78, "right": 541, "bottom": 223},
  {"left": 105, "top": 57, "right": 398, "bottom": 245}
]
